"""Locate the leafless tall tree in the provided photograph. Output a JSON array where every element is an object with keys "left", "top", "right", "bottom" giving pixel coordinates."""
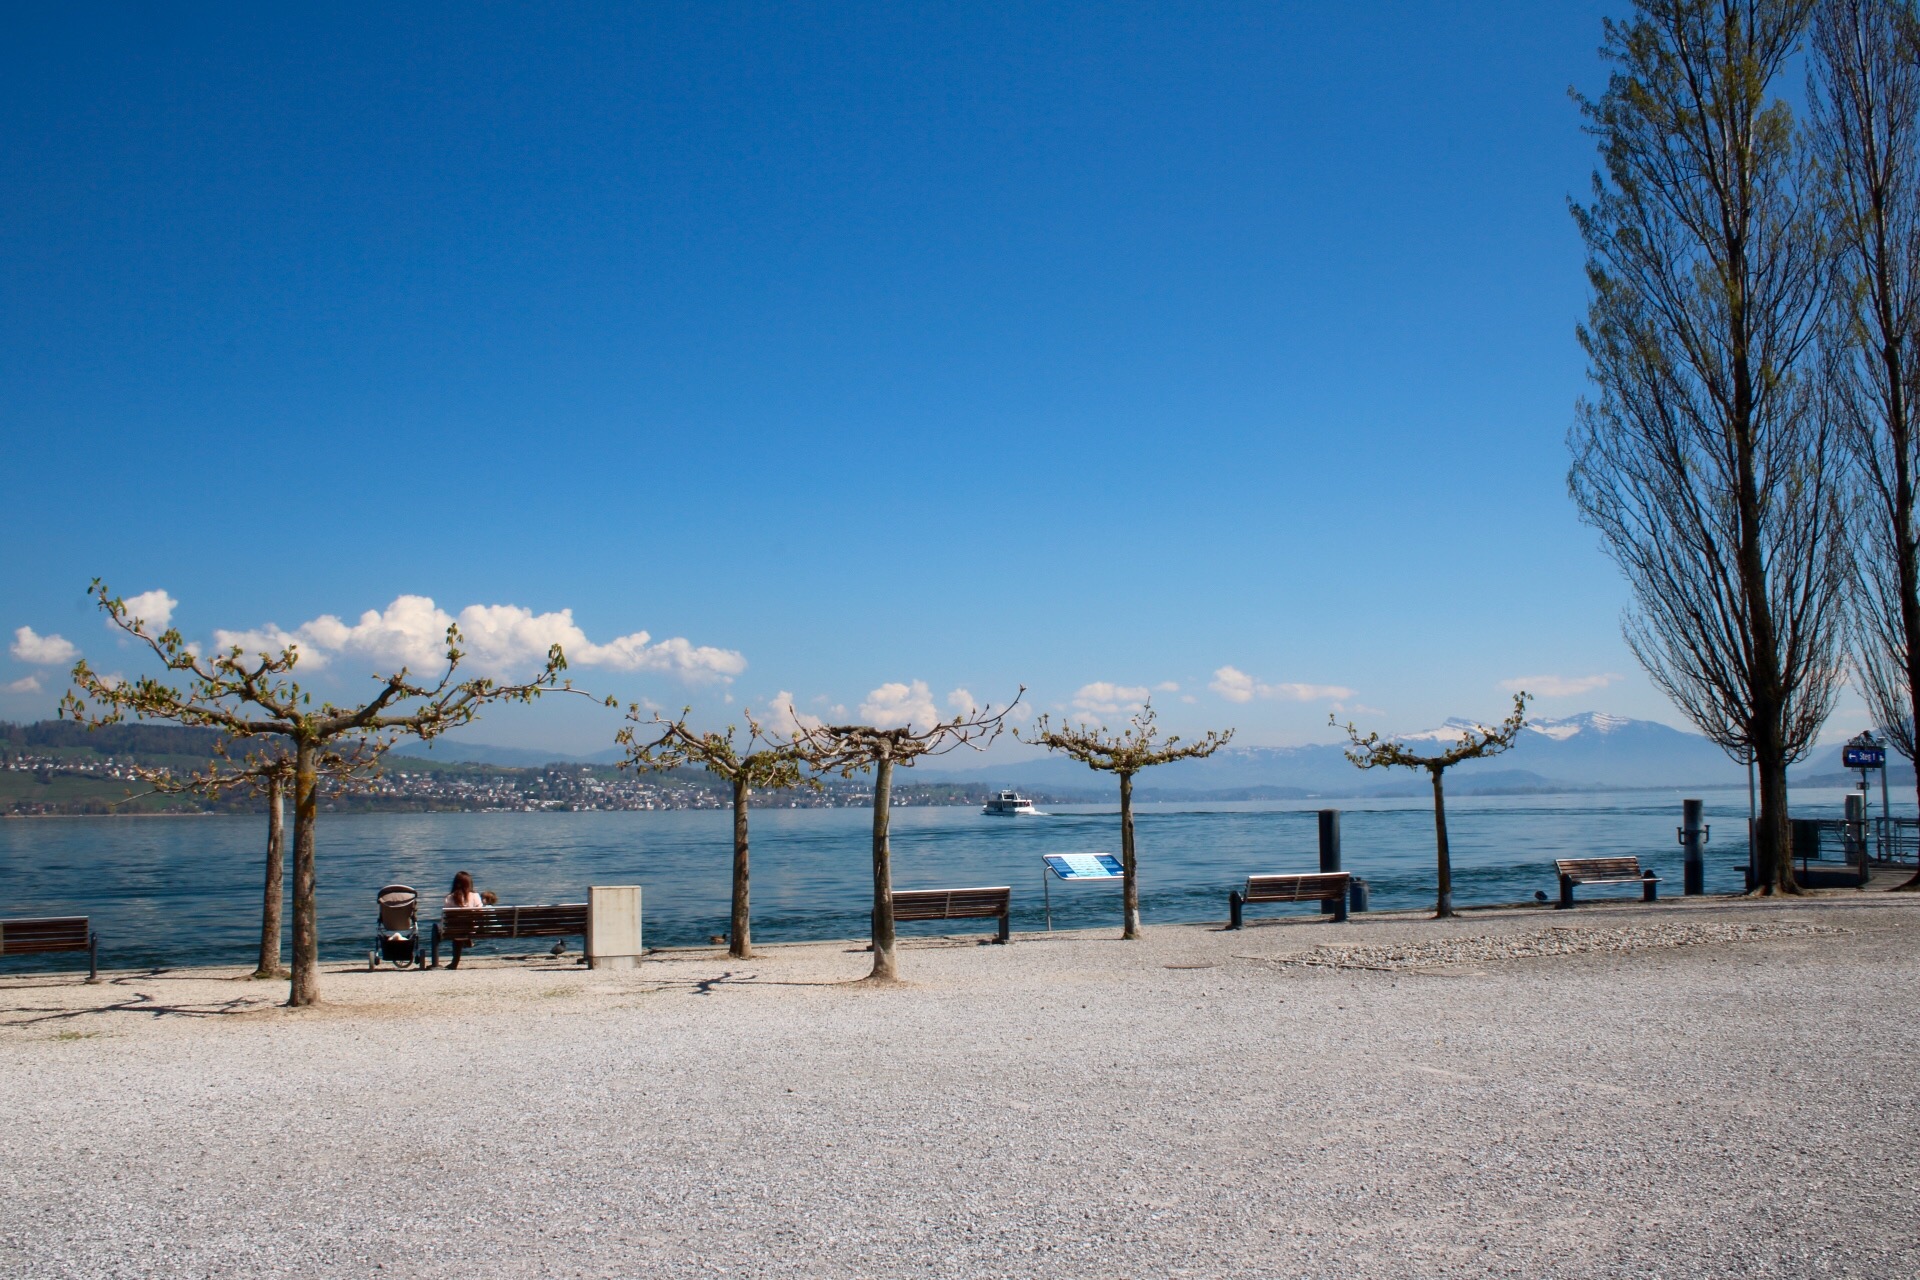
[
  {"left": 1335, "top": 694, "right": 1530, "bottom": 918},
  {"left": 790, "top": 691, "right": 1021, "bottom": 982},
  {"left": 1569, "top": 0, "right": 1845, "bottom": 893},
  {"left": 618, "top": 706, "right": 816, "bottom": 957},
  {"left": 1811, "top": 0, "right": 1920, "bottom": 887},
  {"left": 1019, "top": 703, "right": 1232, "bottom": 939},
  {"left": 62, "top": 581, "right": 587, "bottom": 1005}
]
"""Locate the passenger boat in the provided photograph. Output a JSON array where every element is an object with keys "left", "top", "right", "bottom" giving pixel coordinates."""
[{"left": 982, "top": 789, "right": 1039, "bottom": 816}]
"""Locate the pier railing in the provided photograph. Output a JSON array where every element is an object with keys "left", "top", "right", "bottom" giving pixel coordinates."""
[{"left": 1786, "top": 816, "right": 1920, "bottom": 866}]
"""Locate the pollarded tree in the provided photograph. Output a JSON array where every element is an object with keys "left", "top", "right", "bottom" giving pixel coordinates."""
[
  {"left": 128, "top": 742, "right": 378, "bottom": 979},
  {"left": 789, "top": 691, "right": 1022, "bottom": 983},
  {"left": 1018, "top": 703, "right": 1232, "bottom": 940},
  {"left": 62, "top": 581, "right": 585, "bottom": 1006},
  {"left": 618, "top": 706, "right": 816, "bottom": 958},
  {"left": 1809, "top": 0, "right": 1920, "bottom": 888},
  {"left": 1569, "top": 0, "right": 1846, "bottom": 895},
  {"left": 1335, "top": 693, "right": 1530, "bottom": 919}
]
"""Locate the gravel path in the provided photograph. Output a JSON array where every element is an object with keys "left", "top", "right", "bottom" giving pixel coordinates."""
[{"left": 2, "top": 893, "right": 1916, "bottom": 1278}]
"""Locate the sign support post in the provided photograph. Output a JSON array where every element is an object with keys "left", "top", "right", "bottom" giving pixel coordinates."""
[{"left": 1843, "top": 732, "right": 1888, "bottom": 861}]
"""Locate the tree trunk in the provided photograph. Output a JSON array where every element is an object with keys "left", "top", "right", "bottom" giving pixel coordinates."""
[
  {"left": 1754, "top": 742, "right": 1800, "bottom": 895},
  {"left": 1119, "top": 771, "right": 1141, "bottom": 939},
  {"left": 1890, "top": 330, "right": 1920, "bottom": 890},
  {"left": 287, "top": 738, "right": 322, "bottom": 1007},
  {"left": 1430, "top": 765, "right": 1455, "bottom": 918},
  {"left": 252, "top": 772, "right": 286, "bottom": 979},
  {"left": 867, "top": 751, "right": 897, "bottom": 982},
  {"left": 730, "top": 773, "right": 753, "bottom": 958}
]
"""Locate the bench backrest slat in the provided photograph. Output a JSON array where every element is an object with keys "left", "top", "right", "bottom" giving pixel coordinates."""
[
  {"left": 1555, "top": 857, "right": 1643, "bottom": 881},
  {"left": 1242, "top": 873, "right": 1349, "bottom": 904},
  {"left": 0, "top": 916, "right": 91, "bottom": 956},
  {"left": 892, "top": 887, "right": 1011, "bottom": 922},
  {"left": 441, "top": 904, "right": 589, "bottom": 941}
]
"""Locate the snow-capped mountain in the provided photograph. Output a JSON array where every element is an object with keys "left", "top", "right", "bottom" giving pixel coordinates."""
[{"left": 931, "top": 711, "right": 1748, "bottom": 796}]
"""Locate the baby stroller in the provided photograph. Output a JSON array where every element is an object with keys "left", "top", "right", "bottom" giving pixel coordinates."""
[{"left": 369, "top": 884, "right": 423, "bottom": 970}]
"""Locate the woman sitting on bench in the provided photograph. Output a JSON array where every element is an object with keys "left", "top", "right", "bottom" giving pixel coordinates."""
[{"left": 443, "top": 870, "right": 489, "bottom": 968}]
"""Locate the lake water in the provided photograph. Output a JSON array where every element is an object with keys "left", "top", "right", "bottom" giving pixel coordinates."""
[{"left": 0, "top": 787, "right": 1900, "bottom": 971}]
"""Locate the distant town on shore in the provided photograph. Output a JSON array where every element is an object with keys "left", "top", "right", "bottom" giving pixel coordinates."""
[{"left": 4, "top": 716, "right": 1899, "bottom": 817}]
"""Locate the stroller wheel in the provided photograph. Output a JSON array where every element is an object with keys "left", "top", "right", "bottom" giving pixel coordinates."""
[{"left": 392, "top": 955, "right": 414, "bottom": 971}]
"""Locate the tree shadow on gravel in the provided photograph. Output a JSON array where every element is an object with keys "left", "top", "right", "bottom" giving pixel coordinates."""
[
  {"left": 2, "top": 988, "right": 271, "bottom": 1027},
  {"left": 647, "top": 970, "right": 862, "bottom": 996}
]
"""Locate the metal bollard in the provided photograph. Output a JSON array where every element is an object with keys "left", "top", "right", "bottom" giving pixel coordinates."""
[
  {"left": 1678, "top": 798, "right": 1708, "bottom": 896},
  {"left": 1318, "top": 809, "right": 1341, "bottom": 915},
  {"left": 1844, "top": 793, "right": 1869, "bottom": 870}
]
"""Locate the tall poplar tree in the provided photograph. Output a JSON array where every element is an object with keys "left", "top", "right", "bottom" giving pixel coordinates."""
[
  {"left": 1569, "top": 0, "right": 1845, "bottom": 893},
  {"left": 1811, "top": 0, "right": 1920, "bottom": 886}
]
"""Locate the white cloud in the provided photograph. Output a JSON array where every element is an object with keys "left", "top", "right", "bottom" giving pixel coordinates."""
[
  {"left": 1209, "top": 665, "right": 1354, "bottom": 704},
  {"left": 757, "top": 692, "right": 823, "bottom": 737},
  {"left": 211, "top": 595, "right": 745, "bottom": 683},
  {"left": 11, "top": 627, "right": 79, "bottom": 666},
  {"left": 5, "top": 674, "right": 42, "bottom": 694},
  {"left": 1180, "top": 694, "right": 1197, "bottom": 704},
  {"left": 860, "top": 680, "right": 941, "bottom": 729},
  {"left": 946, "top": 687, "right": 978, "bottom": 717},
  {"left": 1500, "top": 673, "right": 1621, "bottom": 698},
  {"left": 120, "top": 589, "right": 178, "bottom": 631},
  {"left": 1072, "top": 682, "right": 1152, "bottom": 716}
]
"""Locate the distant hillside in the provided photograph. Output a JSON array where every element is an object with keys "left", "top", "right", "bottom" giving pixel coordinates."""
[
  {"left": 392, "top": 740, "right": 626, "bottom": 768},
  {"left": 1, "top": 719, "right": 227, "bottom": 761}
]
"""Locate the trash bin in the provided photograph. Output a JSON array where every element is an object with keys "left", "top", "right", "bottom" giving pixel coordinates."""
[{"left": 1348, "top": 878, "right": 1370, "bottom": 914}]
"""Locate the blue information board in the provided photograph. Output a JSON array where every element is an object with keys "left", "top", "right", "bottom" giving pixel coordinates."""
[
  {"left": 1040, "top": 853, "right": 1123, "bottom": 930},
  {"left": 1844, "top": 743, "right": 1886, "bottom": 769},
  {"left": 1043, "top": 853, "right": 1124, "bottom": 880}
]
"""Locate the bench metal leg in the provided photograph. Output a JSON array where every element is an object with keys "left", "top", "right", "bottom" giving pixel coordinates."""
[
  {"left": 1331, "top": 895, "right": 1349, "bottom": 924},
  {"left": 87, "top": 932, "right": 99, "bottom": 983},
  {"left": 995, "top": 911, "right": 1009, "bottom": 944},
  {"left": 1558, "top": 875, "right": 1574, "bottom": 910},
  {"left": 1643, "top": 873, "right": 1658, "bottom": 903},
  {"left": 1228, "top": 891, "right": 1244, "bottom": 930},
  {"left": 429, "top": 923, "right": 441, "bottom": 969}
]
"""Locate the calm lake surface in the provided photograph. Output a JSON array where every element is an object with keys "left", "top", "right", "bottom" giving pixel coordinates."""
[{"left": 0, "top": 787, "right": 1899, "bottom": 971}]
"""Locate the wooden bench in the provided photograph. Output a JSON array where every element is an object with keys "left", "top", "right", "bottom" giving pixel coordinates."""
[
  {"left": 891, "top": 886, "right": 1012, "bottom": 943},
  {"left": 0, "top": 916, "right": 99, "bottom": 981},
  {"left": 432, "top": 903, "right": 590, "bottom": 968},
  {"left": 1555, "top": 857, "right": 1659, "bottom": 909},
  {"left": 1228, "top": 872, "right": 1351, "bottom": 928}
]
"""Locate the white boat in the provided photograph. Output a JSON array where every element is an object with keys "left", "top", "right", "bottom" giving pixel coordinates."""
[{"left": 982, "top": 789, "right": 1039, "bottom": 816}]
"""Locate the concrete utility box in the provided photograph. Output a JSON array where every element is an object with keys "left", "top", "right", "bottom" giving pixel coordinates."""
[{"left": 587, "top": 885, "right": 643, "bottom": 970}]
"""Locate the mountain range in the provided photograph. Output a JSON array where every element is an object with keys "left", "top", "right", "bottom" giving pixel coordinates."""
[
  {"left": 393, "top": 712, "right": 1897, "bottom": 798},
  {"left": 924, "top": 712, "right": 1756, "bottom": 797}
]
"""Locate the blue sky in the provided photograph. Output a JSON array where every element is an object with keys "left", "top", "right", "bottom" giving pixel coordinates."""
[{"left": 0, "top": 2, "right": 1873, "bottom": 756}]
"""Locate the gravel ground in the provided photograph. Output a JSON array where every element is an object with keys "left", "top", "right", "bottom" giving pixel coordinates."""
[{"left": 2, "top": 892, "right": 1917, "bottom": 1279}]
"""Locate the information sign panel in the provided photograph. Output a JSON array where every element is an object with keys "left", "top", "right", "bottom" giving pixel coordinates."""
[{"left": 1044, "top": 853, "right": 1124, "bottom": 880}]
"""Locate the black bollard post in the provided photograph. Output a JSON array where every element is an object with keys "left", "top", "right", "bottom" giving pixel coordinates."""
[
  {"left": 1318, "top": 809, "right": 1341, "bottom": 915},
  {"left": 1679, "top": 798, "right": 1706, "bottom": 896}
]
